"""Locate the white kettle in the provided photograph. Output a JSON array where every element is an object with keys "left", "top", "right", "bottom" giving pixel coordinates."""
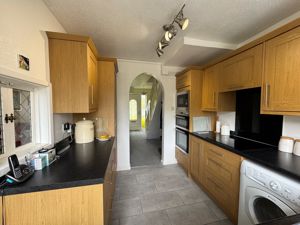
[{"left": 75, "top": 118, "right": 94, "bottom": 144}]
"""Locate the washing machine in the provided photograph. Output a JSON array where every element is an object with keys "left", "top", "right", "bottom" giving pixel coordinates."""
[{"left": 238, "top": 159, "right": 300, "bottom": 225}]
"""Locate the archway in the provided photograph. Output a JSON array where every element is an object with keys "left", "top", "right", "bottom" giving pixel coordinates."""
[{"left": 129, "top": 73, "right": 163, "bottom": 167}]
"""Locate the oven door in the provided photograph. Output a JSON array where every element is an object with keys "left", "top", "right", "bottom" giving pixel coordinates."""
[
  {"left": 245, "top": 187, "right": 296, "bottom": 224},
  {"left": 176, "top": 128, "right": 189, "bottom": 153},
  {"left": 176, "top": 115, "right": 189, "bottom": 131}
]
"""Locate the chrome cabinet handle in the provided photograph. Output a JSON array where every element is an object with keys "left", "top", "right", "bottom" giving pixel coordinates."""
[
  {"left": 91, "top": 85, "right": 94, "bottom": 105},
  {"left": 265, "top": 83, "right": 270, "bottom": 107}
]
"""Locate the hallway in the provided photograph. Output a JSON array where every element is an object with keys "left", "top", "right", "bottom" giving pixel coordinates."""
[
  {"left": 130, "top": 131, "right": 161, "bottom": 167},
  {"left": 111, "top": 164, "right": 232, "bottom": 225}
]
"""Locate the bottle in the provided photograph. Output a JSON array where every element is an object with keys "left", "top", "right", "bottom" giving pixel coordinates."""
[{"left": 216, "top": 117, "right": 221, "bottom": 133}]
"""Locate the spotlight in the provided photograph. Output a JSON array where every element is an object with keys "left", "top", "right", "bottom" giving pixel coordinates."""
[
  {"left": 159, "top": 39, "right": 169, "bottom": 50},
  {"left": 156, "top": 48, "right": 163, "bottom": 57},
  {"left": 175, "top": 9, "right": 189, "bottom": 30}
]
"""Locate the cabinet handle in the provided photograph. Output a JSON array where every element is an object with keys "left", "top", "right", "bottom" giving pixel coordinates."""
[
  {"left": 91, "top": 85, "right": 94, "bottom": 105},
  {"left": 213, "top": 92, "right": 216, "bottom": 106},
  {"left": 265, "top": 83, "right": 270, "bottom": 107}
]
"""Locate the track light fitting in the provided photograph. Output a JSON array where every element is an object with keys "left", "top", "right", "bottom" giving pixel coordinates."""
[{"left": 156, "top": 4, "right": 189, "bottom": 57}]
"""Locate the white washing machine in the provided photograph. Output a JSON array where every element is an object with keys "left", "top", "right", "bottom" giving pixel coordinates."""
[{"left": 238, "top": 160, "right": 300, "bottom": 225}]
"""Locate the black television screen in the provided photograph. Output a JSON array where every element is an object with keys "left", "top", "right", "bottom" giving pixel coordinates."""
[{"left": 235, "top": 87, "right": 283, "bottom": 146}]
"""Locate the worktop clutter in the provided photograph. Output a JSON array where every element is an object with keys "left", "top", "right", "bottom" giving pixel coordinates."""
[{"left": 175, "top": 21, "right": 300, "bottom": 225}]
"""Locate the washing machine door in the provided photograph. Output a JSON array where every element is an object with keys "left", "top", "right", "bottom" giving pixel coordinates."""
[{"left": 246, "top": 187, "right": 296, "bottom": 224}]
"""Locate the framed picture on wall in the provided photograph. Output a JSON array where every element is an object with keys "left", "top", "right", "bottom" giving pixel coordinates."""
[{"left": 18, "top": 54, "right": 30, "bottom": 71}]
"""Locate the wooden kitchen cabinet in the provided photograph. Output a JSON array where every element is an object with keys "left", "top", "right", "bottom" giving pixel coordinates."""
[
  {"left": 202, "top": 64, "right": 220, "bottom": 111},
  {"left": 175, "top": 147, "right": 189, "bottom": 174},
  {"left": 202, "top": 141, "right": 242, "bottom": 225},
  {"left": 189, "top": 135, "right": 204, "bottom": 184},
  {"left": 176, "top": 71, "right": 191, "bottom": 89},
  {"left": 219, "top": 44, "right": 263, "bottom": 92},
  {"left": 4, "top": 185, "right": 104, "bottom": 225},
  {"left": 47, "top": 32, "right": 99, "bottom": 113},
  {"left": 262, "top": 26, "right": 300, "bottom": 115}
]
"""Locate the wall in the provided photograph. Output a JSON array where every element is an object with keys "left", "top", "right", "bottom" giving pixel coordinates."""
[
  {"left": 117, "top": 59, "right": 176, "bottom": 171},
  {"left": 129, "top": 94, "right": 142, "bottom": 131},
  {"left": 53, "top": 114, "right": 73, "bottom": 143},
  {"left": 0, "top": 0, "right": 71, "bottom": 143}
]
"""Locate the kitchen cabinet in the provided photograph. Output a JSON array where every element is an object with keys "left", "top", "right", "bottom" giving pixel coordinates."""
[
  {"left": 202, "top": 64, "right": 219, "bottom": 111},
  {"left": 202, "top": 141, "right": 242, "bottom": 225},
  {"left": 262, "top": 26, "right": 300, "bottom": 115},
  {"left": 176, "top": 71, "right": 191, "bottom": 89},
  {"left": 175, "top": 147, "right": 189, "bottom": 174},
  {"left": 47, "top": 32, "right": 99, "bottom": 113},
  {"left": 219, "top": 44, "right": 263, "bottom": 92},
  {"left": 4, "top": 185, "right": 104, "bottom": 225},
  {"left": 189, "top": 135, "right": 204, "bottom": 184}
]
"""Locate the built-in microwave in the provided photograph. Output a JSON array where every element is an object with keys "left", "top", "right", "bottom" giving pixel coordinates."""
[
  {"left": 176, "top": 127, "right": 189, "bottom": 154},
  {"left": 176, "top": 91, "right": 189, "bottom": 116}
]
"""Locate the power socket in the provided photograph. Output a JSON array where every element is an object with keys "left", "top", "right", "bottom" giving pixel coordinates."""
[{"left": 62, "top": 123, "right": 72, "bottom": 133}]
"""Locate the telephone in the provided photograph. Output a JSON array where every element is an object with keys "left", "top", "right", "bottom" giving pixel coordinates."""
[{"left": 5, "top": 154, "right": 34, "bottom": 184}]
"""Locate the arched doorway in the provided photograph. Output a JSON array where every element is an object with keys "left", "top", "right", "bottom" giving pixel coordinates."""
[{"left": 129, "top": 73, "right": 163, "bottom": 167}]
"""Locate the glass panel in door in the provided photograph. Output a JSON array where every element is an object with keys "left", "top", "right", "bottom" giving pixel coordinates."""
[
  {"left": 253, "top": 197, "right": 287, "bottom": 223},
  {"left": 13, "top": 89, "right": 32, "bottom": 147}
]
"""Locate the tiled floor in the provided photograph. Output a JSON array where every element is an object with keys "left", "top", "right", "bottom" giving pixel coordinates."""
[
  {"left": 130, "top": 131, "right": 162, "bottom": 167},
  {"left": 111, "top": 164, "right": 233, "bottom": 225}
]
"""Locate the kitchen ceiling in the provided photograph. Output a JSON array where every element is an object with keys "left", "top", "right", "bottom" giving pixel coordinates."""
[{"left": 43, "top": 0, "right": 300, "bottom": 67}]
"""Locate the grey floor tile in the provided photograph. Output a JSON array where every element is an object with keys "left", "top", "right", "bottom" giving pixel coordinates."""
[
  {"left": 116, "top": 174, "right": 138, "bottom": 187},
  {"left": 166, "top": 202, "right": 220, "bottom": 225},
  {"left": 155, "top": 175, "right": 193, "bottom": 192},
  {"left": 177, "top": 186, "right": 210, "bottom": 204},
  {"left": 119, "top": 210, "right": 171, "bottom": 225},
  {"left": 206, "top": 219, "right": 233, "bottom": 225},
  {"left": 141, "top": 191, "right": 184, "bottom": 213},
  {"left": 118, "top": 182, "right": 157, "bottom": 200},
  {"left": 112, "top": 198, "right": 143, "bottom": 219},
  {"left": 205, "top": 199, "right": 227, "bottom": 220}
]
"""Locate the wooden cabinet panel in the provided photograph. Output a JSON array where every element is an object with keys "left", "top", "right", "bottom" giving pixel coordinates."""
[
  {"left": 47, "top": 32, "right": 99, "bottom": 113},
  {"left": 4, "top": 185, "right": 104, "bottom": 225},
  {"left": 189, "top": 135, "right": 205, "bottom": 184},
  {"left": 0, "top": 196, "right": 2, "bottom": 225},
  {"left": 219, "top": 44, "right": 263, "bottom": 91},
  {"left": 202, "top": 65, "right": 219, "bottom": 111},
  {"left": 262, "top": 27, "right": 300, "bottom": 114},
  {"left": 175, "top": 147, "right": 189, "bottom": 174},
  {"left": 176, "top": 71, "right": 191, "bottom": 90}
]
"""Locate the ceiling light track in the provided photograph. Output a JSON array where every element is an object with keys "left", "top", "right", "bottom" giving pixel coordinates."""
[{"left": 156, "top": 4, "right": 189, "bottom": 57}]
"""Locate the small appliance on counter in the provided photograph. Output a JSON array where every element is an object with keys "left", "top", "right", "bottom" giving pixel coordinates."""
[
  {"left": 221, "top": 125, "right": 230, "bottom": 136},
  {"left": 278, "top": 136, "right": 294, "bottom": 153},
  {"left": 75, "top": 118, "right": 95, "bottom": 144},
  {"left": 38, "top": 148, "right": 56, "bottom": 166}
]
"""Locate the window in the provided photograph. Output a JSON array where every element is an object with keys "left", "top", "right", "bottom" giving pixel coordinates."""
[
  {"left": 129, "top": 99, "right": 137, "bottom": 121},
  {"left": 0, "top": 86, "right": 33, "bottom": 157}
]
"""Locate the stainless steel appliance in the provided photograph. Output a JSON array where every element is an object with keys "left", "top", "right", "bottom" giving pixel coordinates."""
[
  {"left": 176, "top": 127, "right": 189, "bottom": 153},
  {"left": 176, "top": 115, "right": 189, "bottom": 131},
  {"left": 176, "top": 91, "right": 189, "bottom": 116}
]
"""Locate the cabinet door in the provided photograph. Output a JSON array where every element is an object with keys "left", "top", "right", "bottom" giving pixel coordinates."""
[
  {"left": 176, "top": 71, "right": 191, "bottom": 90},
  {"left": 87, "top": 46, "right": 98, "bottom": 111},
  {"left": 189, "top": 136, "right": 200, "bottom": 181},
  {"left": 262, "top": 27, "right": 300, "bottom": 113},
  {"left": 202, "top": 65, "right": 219, "bottom": 111},
  {"left": 220, "top": 44, "right": 263, "bottom": 91}
]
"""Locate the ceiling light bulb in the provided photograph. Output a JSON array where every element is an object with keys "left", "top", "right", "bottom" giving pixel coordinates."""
[
  {"left": 158, "top": 40, "right": 169, "bottom": 50},
  {"left": 180, "top": 18, "right": 189, "bottom": 30},
  {"left": 164, "top": 31, "right": 172, "bottom": 42},
  {"left": 156, "top": 48, "right": 163, "bottom": 57}
]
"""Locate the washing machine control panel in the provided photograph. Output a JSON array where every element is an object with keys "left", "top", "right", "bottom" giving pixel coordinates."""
[{"left": 246, "top": 166, "right": 300, "bottom": 207}]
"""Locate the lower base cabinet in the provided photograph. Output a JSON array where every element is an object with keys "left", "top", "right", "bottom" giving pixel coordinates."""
[
  {"left": 175, "top": 147, "right": 189, "bottom": 174},
  {"left": 2, "top": 142, "right": 117, "bottom": 225},
  {"left": 189, "top": 135, "right": 242, "bottom": 225}
]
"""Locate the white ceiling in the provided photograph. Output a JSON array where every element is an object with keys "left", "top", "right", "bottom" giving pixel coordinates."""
[{"left": 43, "top": 0, "right": 300, "bottom": 67}]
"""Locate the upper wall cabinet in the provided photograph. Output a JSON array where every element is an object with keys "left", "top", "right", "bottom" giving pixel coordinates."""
[
  {"left": 202, "top": 64, "right": 219, "bottom": 111},
  {"left": 219, "top": 44, "right": 263, "bottom": 92},
  {"left": 176, "top": 71, "right": 191, "bottom": 90},
  {"left": 47, "top": 32, "right": 99, "bottom": 113},
  {"left": 262, "top": 27, "right": 300, "bottom": 115}
]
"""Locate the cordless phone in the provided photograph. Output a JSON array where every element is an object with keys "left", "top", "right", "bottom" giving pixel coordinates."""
[{"left": 5, "top": 154, "right": 34, "bottom": 184}]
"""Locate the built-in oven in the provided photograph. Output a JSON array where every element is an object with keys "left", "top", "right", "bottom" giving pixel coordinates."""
[
  {"left": 176, "top": 115, "right": 189, "bottom": 131},
  {"left": 176, "top": 91, "right": 189, "bottom": 116},
  {"left": 176, "top": 127, "right": 189, "bottom": 154}
]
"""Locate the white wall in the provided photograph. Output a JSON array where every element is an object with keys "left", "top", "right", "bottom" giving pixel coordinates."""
[
  {"left": 0, "top": 0, "right": 71, "bottom": 143},
  {"left": 117, "top": 59, "right": 176, "bottom": 171}
]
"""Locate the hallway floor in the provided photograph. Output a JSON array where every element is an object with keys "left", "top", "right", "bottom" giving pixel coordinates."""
[
  {"left": 130, "top": 131, "right": 161, "bottom": 167},
  {"left": 111, "top": 164, "right": 233, "bottom": 225}
]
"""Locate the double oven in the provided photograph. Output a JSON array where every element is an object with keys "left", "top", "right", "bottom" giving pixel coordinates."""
[{"left": 176, "top": 91, "right": 189, "bottom": 153}]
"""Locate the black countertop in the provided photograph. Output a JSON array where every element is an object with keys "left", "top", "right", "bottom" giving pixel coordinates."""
[
  {"left": 191, "top": 132, "right": 300, "bottom": 181},
  {"left": 1, "top": 138, "right": 114, "bottom": 196}
]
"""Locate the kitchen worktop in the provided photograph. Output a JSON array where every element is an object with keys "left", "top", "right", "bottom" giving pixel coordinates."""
[
  {"left": 1, "top": 138, "right": 115, "bottom": 196},
  {"left": 191, "top": 132, "right": 300, "bottom": 181}
]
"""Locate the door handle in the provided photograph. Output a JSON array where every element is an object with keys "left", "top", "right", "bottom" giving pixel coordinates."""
[{"left": 5, "top": 114, "right": 16, "bottom": 123}]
